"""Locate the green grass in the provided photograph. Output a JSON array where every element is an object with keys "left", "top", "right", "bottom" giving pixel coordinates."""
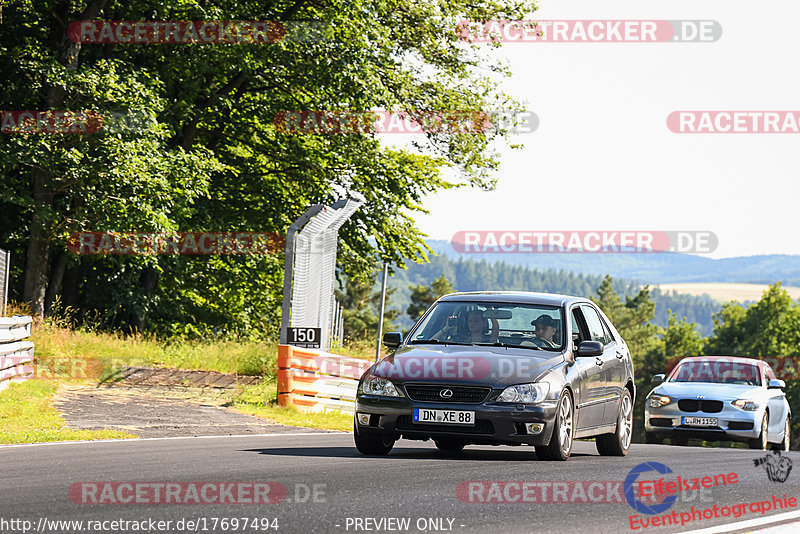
[
  {"left": 0, "top": 380, "right": 136, "bottom": 444},
  {"left": 231, "top": 381, "right": 353, "bottom": 432},
  {"left": 31, "top": 320, "right": 280, "bottom": 378}
]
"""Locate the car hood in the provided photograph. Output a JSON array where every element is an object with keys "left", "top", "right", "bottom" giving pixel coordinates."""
[
  {"left": 369, "top": 345, "right": 565, "bottom": 387},
  {"left": 653, "top": 381, "right": 764, "bottom": 401}
]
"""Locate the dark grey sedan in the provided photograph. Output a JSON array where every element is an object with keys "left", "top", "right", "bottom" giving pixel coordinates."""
[{"left": 354, "top": 291, "right": 636, "bottom": 460}]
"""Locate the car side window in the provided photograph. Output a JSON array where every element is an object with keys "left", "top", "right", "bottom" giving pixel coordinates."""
[
  {"left": 599, "top": 317, "right": 616, "bottom": 344},
  {"left": 764, "top": 364, "right": 776, "bottom": 385},
  {"left": 571, "top": 307, "right": 587, "bottom": 347},
  {"left": 582, "top": 306, "right": 610, "bottom": 346}
]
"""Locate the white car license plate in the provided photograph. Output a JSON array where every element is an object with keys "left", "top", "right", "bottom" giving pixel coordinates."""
[
  {"left": 682, "top": 416, "right": 718, "bottom": 427},
  {"left": 413, "top": 409, "right": 475, "bottom": 426}
]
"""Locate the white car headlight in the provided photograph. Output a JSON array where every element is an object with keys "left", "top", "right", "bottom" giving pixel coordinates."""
[
  {"left": 648, "top": 395, "right": 672, "bottom": 408},
  {"left": 360, "top": 376, "right": 401, "bottom": 397},
  {"left": 732, "top": 399, "right": 759, "bottom": 411},
  {"left": 497, "top": 383, "right": 550, "bottom": 404}
]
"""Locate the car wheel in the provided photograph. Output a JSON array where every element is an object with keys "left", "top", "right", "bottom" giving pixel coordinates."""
[
  {"left": 536, "top": 390, "right": 574, "bottom": 461},
  {"left": 596, "top": 388, "right": 633, "bottom": 456},
  {"left": 435, "top": 439, "right": 465, "bottom": 452},
  {"left": 645, "top": 432, "right": 662, "bottom": 445},
  {"left": 354, "top": 421, "right": 395, "bottom": 455},
  {"left": 772, "top": 418, "right": 790, "bottom": 452},
  {"left": 749, "top": 413, "right": 769, "bottom": 450}
]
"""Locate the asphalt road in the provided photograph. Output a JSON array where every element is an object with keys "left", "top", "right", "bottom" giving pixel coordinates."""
[{"left": 1, "top": 434, "right": 798, "bottom": 534}]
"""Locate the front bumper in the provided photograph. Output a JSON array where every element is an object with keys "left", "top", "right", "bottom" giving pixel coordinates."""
[
  {"left": 355, "top": 394, "right": 559, "bottom": 446},
  {"left": 645, "top": 400, "right": 760, "bottom": 442}
]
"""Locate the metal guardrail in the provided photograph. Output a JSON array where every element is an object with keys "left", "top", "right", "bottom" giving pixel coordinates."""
[
  {"left": 277, "top": 344, "right": 371, "bottom": 414},
  {"left": 0, "top": 316, "right": 34, "bottom": 393},
  {"left": 0, "top": 248, "right": 9, "bottom": 316}
]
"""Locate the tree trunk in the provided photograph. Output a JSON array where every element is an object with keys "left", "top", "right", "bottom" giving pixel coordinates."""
[
  {"left": 22, "top": 168, "right": 54, "bottom": 317},
  {"left": 45, "top": 249, "right": 68, "bottom": 315}
]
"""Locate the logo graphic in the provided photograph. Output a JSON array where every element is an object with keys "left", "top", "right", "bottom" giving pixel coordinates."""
[
  {"left": 439, "top": 389, "right": 454, "bottom": 399},
  {"left": 754, "top": 451, "right": 793, "bottom": 483},
  {"left": 624, "top": 462, "right": 678, "bottom": 515}
]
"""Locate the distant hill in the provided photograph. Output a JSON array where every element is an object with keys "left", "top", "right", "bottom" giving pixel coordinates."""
[
  {"left": 425, "top": 240, "right": 800, "bottom": 285},
  {"left": 384, "top": 254, "right": 722, "bottom": 335}
]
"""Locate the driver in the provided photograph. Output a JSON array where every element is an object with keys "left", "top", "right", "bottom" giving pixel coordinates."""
[
  {"left": 531, "top": 315, "right": 558, "bottom": 348},
  {"left": 435, "top": 310, "right": 499, "bottom": 343}
]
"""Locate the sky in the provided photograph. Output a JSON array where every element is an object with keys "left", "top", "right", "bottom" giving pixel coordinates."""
[{"left": 408, "top": 0, "right": 800, "bottom": 259}]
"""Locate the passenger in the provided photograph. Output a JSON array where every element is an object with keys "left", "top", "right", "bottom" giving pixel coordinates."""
[
  {"left": 435, "top": 310, "right": 499, "bottom": 343},
  {"left": 531, "top": 315, "right": 559, "bottom": 348}
]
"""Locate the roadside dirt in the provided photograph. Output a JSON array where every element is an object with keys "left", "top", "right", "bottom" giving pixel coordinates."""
[{"left": 52, "top": 367, "right": 333, "bottom": 438}]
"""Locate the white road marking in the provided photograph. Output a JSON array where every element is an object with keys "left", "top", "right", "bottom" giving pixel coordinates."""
[
  {"left": 0, "top": 431, "right": 347, "bottom": 449},
  {"left": 679, "top": 511, "right": 800, "bottom": 534}
]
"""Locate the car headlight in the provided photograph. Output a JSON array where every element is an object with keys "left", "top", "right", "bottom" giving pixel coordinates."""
[
  {"left": 731, "top": 399, "right": 759, "bottom": 411},
  {"left": 359, "top": 376, "right": 401, "bottom": 397},
  {"left": 648, "top": 395, "right": 672, "bottom": 408},
  {"left": 497, "top": 383, "right": 550, "bottom": 404}
]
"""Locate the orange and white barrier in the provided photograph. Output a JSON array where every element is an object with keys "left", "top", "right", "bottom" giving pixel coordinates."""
[
  {"left": 277, "top": 345, "right": 372, "bottom": 414},
  {"left": 0, "top": 316, "right": 34, "bottom": 393}
]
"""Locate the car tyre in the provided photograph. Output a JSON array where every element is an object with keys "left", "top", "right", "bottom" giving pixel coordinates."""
[
  {"left": 645, "top": 432, "right": 662, "bottom": 445},
  {"left": 435, "top": 439, "right": 465, "bottom": 452},
  {"left": 354, "top": 421, "right": 394, "bottom": 455},
  {"left": 772, "top": 418, "right": 790, "bottom": 452},
  {"left": 596, "top": 388, "right": 633, "bottom": 456},
  {"left": 536, "top": 390, "right": 574, "bottom": 461},
  {"left": 749, "top": 413, "right": 769, "bottom": 450}
]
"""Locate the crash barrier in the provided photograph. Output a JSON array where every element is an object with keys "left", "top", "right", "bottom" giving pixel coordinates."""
[
  {"left": 0, "top": 316, "right": 34, "bottom": 393},
  {"left": 277, "top": 345, "right": 372, "bottom": 414}
]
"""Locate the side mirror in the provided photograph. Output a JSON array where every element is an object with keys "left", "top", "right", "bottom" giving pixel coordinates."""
[
  {"left": 768, "top": 379, "right": 786, "bottom": 389},
  {"left": 576, "top": 340, "right": 603, "bottom": 357},
  {"left": 382, "top": 332, "right": 403, "bottom": 349},
  {"left": 651, "top": 374, "right": 665, "bottom": 385}
]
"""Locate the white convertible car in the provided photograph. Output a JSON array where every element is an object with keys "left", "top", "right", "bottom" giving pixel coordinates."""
[{"left": 645, "top": 356, "right": 791, "bottom": 449}]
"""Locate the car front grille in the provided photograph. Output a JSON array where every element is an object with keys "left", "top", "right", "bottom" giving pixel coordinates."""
[
  {"left": 649, "top": 418, "right": 673, "bottom": 427},
  {"left": 404, "top": 384, "right": 491, "bottom": 404},
  {"left": 728, "top": 421, "right": 754, "bottom": 430},
  {"left": 678, "top": 399, "right": 723, "bottom": 413},
  {"left": 396, "top": 416, "right": 495, "bottom": 434}
]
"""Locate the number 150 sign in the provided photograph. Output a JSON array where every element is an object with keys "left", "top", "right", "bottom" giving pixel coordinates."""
[{"left": 287, "top": 327, "right": 321, "bottom": 348}]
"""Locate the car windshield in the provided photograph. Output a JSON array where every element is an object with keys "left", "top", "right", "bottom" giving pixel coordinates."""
[
  {"left": 669, "top": 360, "right": 762, "bottom": 385},
  {"left": 409, "top": 301, "right": 564, "bottom": 350}
]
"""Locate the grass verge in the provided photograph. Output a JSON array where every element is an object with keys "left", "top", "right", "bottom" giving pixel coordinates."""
[
  {"left": 0, "top": 380, "right": 136, "bottom": 444},
  {"left": 230, "top": 381, "right": 352, "bottom": 432}
]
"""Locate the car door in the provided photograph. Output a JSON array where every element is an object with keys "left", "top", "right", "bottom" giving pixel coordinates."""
[
  {"left": 763, "top": 364, "right": 788, "bottom": 437},
  {"left": 596, "top": 309, "right": 627, "bottom": 426},
  {"left": 571, "top": 306, "right": 606, "bottom": 430},
  {"left": 580, "top": 305, "right": 619, "bottom": 426}
]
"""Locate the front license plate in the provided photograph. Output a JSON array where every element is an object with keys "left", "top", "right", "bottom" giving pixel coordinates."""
[
  {"left": 682, "top": 416, "right": 718, "bottom": 427},
  {"left": 413, "top": 409, "right": 475, "bottom": 426}
]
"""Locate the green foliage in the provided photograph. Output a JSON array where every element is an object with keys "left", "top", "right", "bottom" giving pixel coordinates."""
[
  {"left": 335, "top": 275, "right": 398, "bottom": 343},
  {"left": 1, "top": 0, "right": 537, "bottom": 335},
  {"left": 407, "top": 274, "right": 454, "bottom": 321},
  {"left": 664, "top": 311, "right": 704, "bottom": 359}
]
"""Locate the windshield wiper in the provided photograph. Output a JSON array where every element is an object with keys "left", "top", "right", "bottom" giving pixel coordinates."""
[
  {"left": 471, "top": 342, "right": 545, "bottom": 351},
  {"left": 410, "top": 339, "right": 474, "bottom": 346}
]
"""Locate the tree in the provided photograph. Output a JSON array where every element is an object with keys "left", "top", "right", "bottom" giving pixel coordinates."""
[
  {"left": 335, "top": 276, "right": 398, "bottom": 342},
  {"left": 1, "top": 0, "right": 537, "bottom": 332},
  {"left": 407, "top": 274, "right": 454, "bottom": 321}
]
